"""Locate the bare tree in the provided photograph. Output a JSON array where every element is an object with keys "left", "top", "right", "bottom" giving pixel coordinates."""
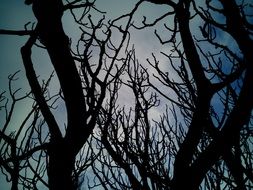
[
  {"left": 0, "top": 0, "right": 253, "bottom": 190},
  {"left": 91, "top": 0, "right": 253, "bottom": 189},
  {"left": 0, "top": 0, "right": 138, "bottom": 189}
]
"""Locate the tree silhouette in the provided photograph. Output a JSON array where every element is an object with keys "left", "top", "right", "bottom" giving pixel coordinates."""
[
  {"left": 0, "top": 0, "right": 253, "bottom": 190},
  {"left": 0, "top": 0, "right": 137, "bottom": 189},
  {"left": 91, "top": 0, "right": 253, "bottom": 189}
]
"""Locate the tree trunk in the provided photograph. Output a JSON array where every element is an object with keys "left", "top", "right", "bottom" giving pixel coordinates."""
[
  {"left": 48, "top": 141, "right": 76, "bottom": 190},
  {"left": 30, "top": 1, "right": 87, "bottom": 189}
]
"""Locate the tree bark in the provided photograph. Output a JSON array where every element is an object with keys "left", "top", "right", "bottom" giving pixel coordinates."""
[
  {"left": 47, "top": 140, "right": 77, "bottom": 190},
  {"left": 25, "top": 0, "right": 88, "bottom": 189}
]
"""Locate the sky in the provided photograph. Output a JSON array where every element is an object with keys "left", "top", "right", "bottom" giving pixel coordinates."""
[{"left": 0, "top": 0, "right": 171, "bottom": 189}]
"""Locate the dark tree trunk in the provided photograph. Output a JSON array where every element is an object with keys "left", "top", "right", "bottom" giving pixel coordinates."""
[
  {"left": 30, "top": 1, "right": 87, "bottom": 189},
  {"left": 48, "top": 141, "right": 76, "bottom": 190}
]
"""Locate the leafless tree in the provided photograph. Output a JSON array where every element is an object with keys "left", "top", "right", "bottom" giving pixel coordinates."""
[
  {"left": 0, "top": 0, "right": 139, "bottom": 189},
  {"left": 91, "top": 0, "right": 253, "bottom": 189},
  {"left": 0, "top": 0, "right": 253, "bottom": 190}
]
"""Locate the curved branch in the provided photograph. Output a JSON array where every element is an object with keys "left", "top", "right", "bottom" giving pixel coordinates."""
[{"left": 21, "top": 29, "right": 62, "bottom": 141}]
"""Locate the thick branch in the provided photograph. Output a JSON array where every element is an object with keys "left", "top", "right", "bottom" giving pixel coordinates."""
[
  {"left": 0, "top": 29, "right": 32, "bottom": 36},
  {"left": 32, "top": 0, "right": 89, "bottom": 155},
  {"left": 188, "top": 1, "right": 253, "bottom": 188},
  {"left": 171, "top": 2, "right": 214, "bottom": 188},
  {"left": 21, "top": 30, "right": 62, "bottom": 141}
]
